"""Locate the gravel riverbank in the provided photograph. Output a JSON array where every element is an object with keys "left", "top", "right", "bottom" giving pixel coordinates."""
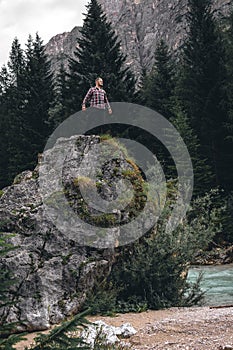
[{"left": 15, "top": 306, "right": 233, "bottom": 350}]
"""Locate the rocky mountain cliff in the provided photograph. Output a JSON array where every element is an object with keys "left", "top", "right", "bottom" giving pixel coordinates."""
[
  {"left": 45, "top": 26, "right": 82, "bottom": 73},
  {"left": 45, "top": 0, "right": 232, "bottom": 77}
]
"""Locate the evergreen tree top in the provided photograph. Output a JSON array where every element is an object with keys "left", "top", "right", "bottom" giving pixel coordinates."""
[{"left": 66, "top": 0, "right": 136, "bottom": 109}]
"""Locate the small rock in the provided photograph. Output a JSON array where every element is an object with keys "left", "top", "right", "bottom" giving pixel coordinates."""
[
  {"left": 80, "top": 320, "right": 137, "bottom": 349},
  {"left": 115, "top": 322, "right": 137, "bottom": 338}
]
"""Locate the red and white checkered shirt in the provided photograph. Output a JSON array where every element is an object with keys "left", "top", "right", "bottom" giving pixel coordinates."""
[{"left": 82, "top": 86, "right": 111, "bottom": 110}]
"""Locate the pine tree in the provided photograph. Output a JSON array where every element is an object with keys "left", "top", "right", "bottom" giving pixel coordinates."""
[
  {"left": 142, "top": 39, "right": 176, "bottom": 120},
  {"left": 0, "top": 34, "right": 55, "bottom": 188},
  {"left": 0, "top": 69, "right": 10, "bottom": 188},
  {"left": 176, "top": 0, "right": 229, "bottom": 189},
  {"left": 177, "top": 0, "right": 227, "bottom": 186},
  {"left": 65, "top": 0, "right": 136, "bottom": 115},
  {"left": 0, "top": 38, "right": 26, "bottom": 187},
  {"left": 7, "top": 37, "right": 25, "bottom": 84},
  {"left": 224, "top": 7, "right": 233, "bottom": 123},
  {"left": 7, "top": 39, "right": 27, "bottom": 180},
  {"left": 21, "top": 33, "right": 54, "bottom": 170},
  {"left": 170, "top": 110, "right": 213, "bottom": 195},
  {"left": 213, "top": 6, "right": 233, "bottom": 244},
  {"left": 220, "top": 6, "right": 233, "bottom": 190},
  {"left": 49, "top": 62, "right": 70, "bottom": 128},
  {"left": 136, "top": 40, "right": 176, "bottom": 178},
  {"left": 0, "top": 34, "right": 54, "bottom": 187}
]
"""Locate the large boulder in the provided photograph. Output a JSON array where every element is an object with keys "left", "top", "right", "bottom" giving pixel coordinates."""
[{"left": 0, "top": 135, "right": 139, "bottom": 331}]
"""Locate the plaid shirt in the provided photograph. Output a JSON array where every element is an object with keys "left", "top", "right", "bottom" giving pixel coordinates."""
[{"left": 82, "top": 87, "right": 111, "bottom": 110}]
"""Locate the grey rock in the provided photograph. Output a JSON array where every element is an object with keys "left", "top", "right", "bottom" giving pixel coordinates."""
[
  {"left": 80, "top": 320, "right": 136, "bottom": 348},
  {"left": 115, "top": 322, "right": 137, "bottom": 338},
  {"left": 0, "top": 135, "right": 135, "bottom": 331}
]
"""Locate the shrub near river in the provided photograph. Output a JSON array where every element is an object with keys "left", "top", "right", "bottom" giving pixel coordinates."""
[{"left": 84, "top": 187, "right": 224, "bottom": 314}]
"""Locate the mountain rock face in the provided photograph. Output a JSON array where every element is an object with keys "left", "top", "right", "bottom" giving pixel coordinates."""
[
  {"left": 98, "top": 0, "right": 231, "bottom": 74},
  {"left": 45, "top": 0, "right": 232, "bottom": 77},
  {"left": 0, "top": 134, "right": 137, "bottom": 331},
  {"left": 45, "top": 26, "right": 82, "bottom": 73}
]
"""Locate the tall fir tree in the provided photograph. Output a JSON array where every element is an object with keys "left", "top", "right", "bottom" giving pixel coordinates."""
[
  {"left": 20, "top": 33, "right": 54, "bottom": 170},
  {"left": 221, "top": 6, "right": 233, "bottom": 189},
  {"left": 170, "top": 109, "right": 213, "bottom": 195},
  {"left": 65, "top": 0, "right": 136, "bottom": 115},
  {"left": 0, "top": 34, "right": 54, "bottom": 188},
  {"left": 142, "top": 39, "right": 176, "bottom": 120},
  {"left": 0, "top": 66, "right": 10, "bottom": 188},
  {"left": 176, "top": 0, "right": 231, "bottom": 190},
  {"left": 136, "top": 39, "right": 176, "bottom": 178},
  {"left": 0, "top": 38, "right": 26, "bottom": 188},
  {"left": 7, "top": 37, "right": 25, "bottom": 84},
  {"left": 48, "top": 62, "right": 70, "bottom": 127},
  {"left": 216, "top": 6, "right": 233, "bottom": 244},
  {"left": 224, "top": 7, "right": 233, "bottom": 124},
  {"left": 7, "top": 38, "right": 27, "bottom": 181}
]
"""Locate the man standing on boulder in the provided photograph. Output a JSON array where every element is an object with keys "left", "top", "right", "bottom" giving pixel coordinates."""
[{"left": 82, "top": 77, "right": 112, "bottom": 114}]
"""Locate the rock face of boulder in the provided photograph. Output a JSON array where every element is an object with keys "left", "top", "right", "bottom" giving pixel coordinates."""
[{"left": 0, "top": 135, "right": 136, "bottom": 331}]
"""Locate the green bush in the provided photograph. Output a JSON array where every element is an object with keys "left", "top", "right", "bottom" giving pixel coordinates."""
[
  {"left": 81, "top": 187, "right": 223, "bottom": 314},
  {"left": 108, "top": 187, "right": 223, "bottom": 310}
]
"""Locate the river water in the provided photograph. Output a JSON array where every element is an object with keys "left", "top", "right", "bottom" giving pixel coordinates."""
[{"left": 187, "top": 264, "right": 233, "bottom": 306}]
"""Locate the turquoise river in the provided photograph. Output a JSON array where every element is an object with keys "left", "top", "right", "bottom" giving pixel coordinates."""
[{"left": 187, "top": 264, "right": 233, "bottom": 306}]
